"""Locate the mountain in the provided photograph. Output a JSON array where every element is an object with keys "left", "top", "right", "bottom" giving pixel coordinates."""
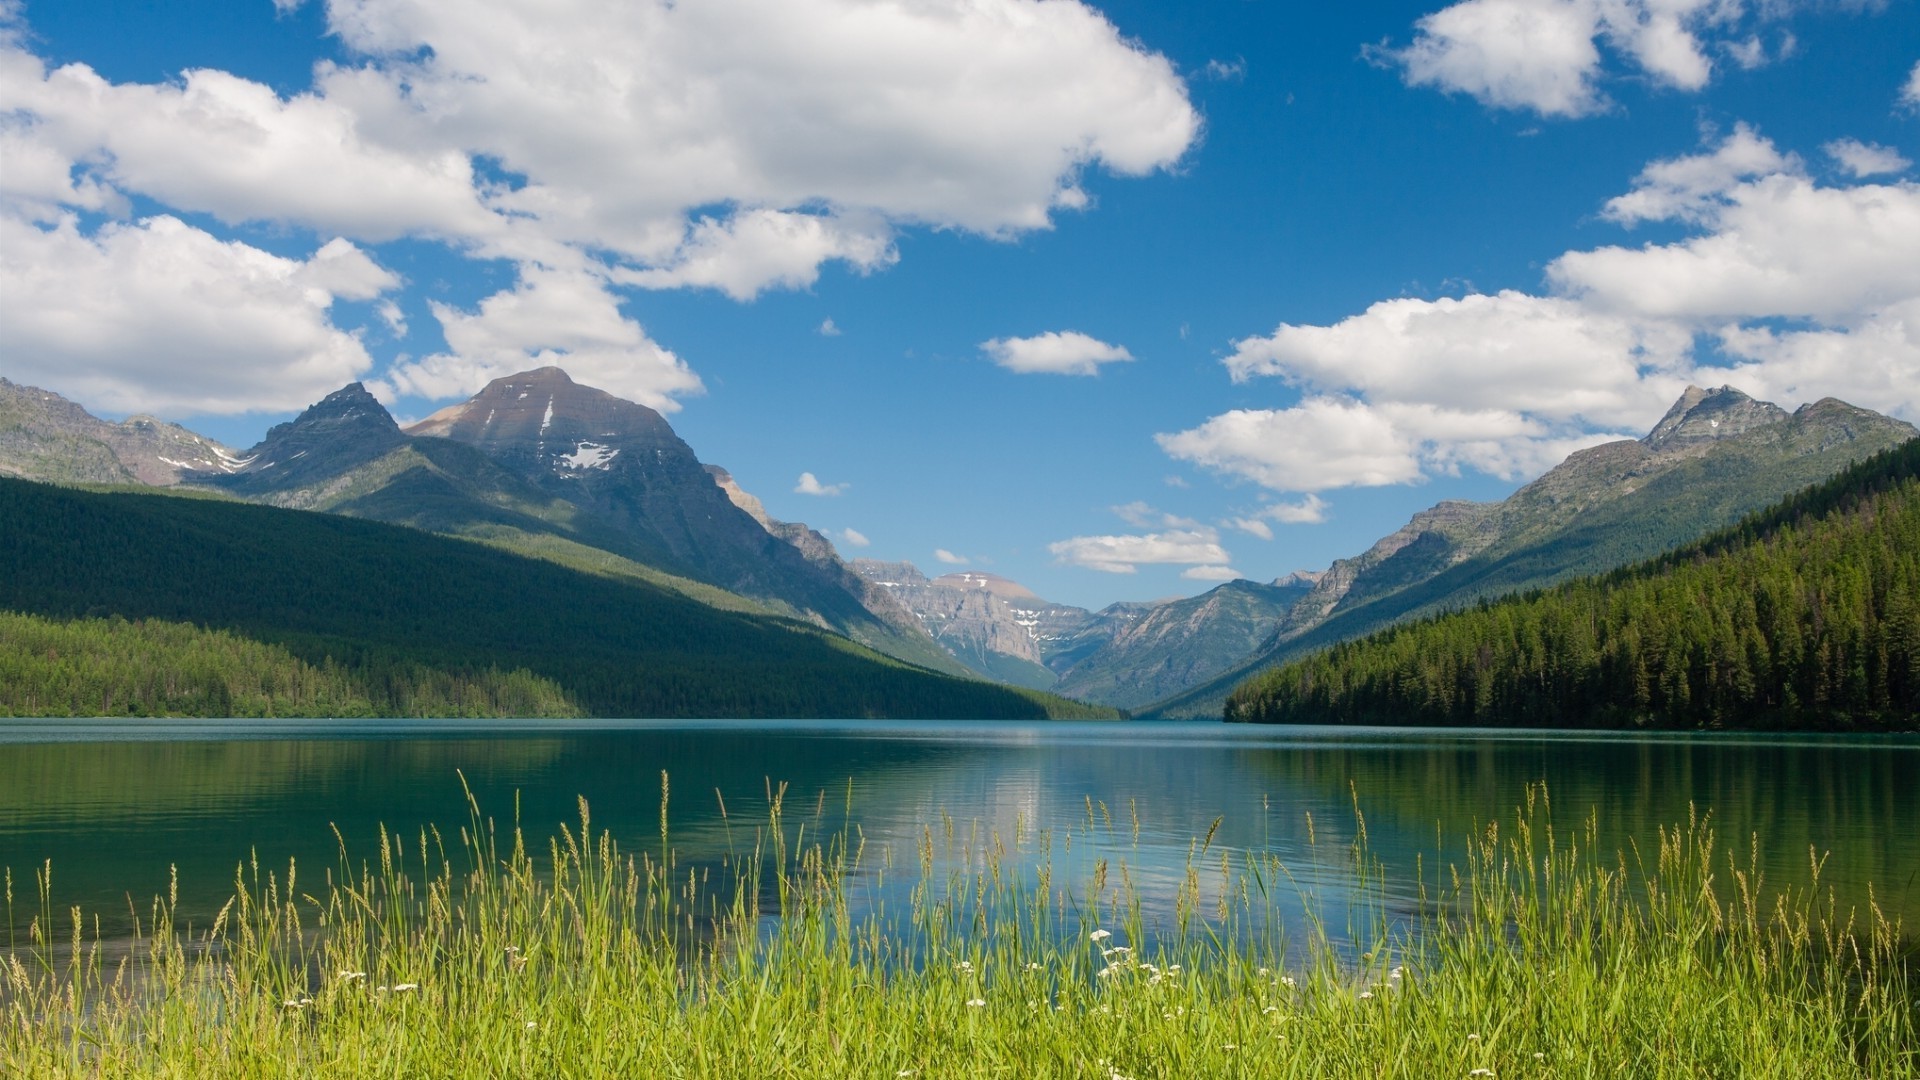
[
  {"left": 148, "top": 369, "right": 959, "bottom": 675},
  {"left": 1226, "top": 438, "right": 1920, "bottom": 731},
  {"left": 1046, "top": 576, "right": 1317, "bottom": 709},
  {"left": 209, "top": 383, "right": 408, "bottom": 501},
  {"left": 1145, "top": 386, "right": 1918, "bottom": 719},
  {"left": 850, "top": 560, "right": 1093, "bottom": 690},
  {"left": 0, "top": 377, "right": 246, "bottom": 485},
  {"left": 841, "top": 558, "right": 1314, "bottom": 710},
  {"left": 0, "top": 475, "right": 1116, "bottom": 720}
]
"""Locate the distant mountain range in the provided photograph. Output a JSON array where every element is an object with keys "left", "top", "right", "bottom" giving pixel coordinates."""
[{"left": 4, "top": 371, "right": 1913, "bottom": 721}]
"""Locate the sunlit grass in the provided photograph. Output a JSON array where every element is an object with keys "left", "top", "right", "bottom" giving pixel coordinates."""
[{"left": 2, "top": 780, "right": 1912, "bottom": 1078}]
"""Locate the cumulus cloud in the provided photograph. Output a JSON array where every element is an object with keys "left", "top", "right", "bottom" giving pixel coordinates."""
[
  {"left": 1175, "top": 125, "right": 1920, "bottom": 497},
  {"left": 1602, "top": 122, "right": 1799, "bottom": 226},
  {"left": 1379, "top": 0, "right": 1822, "bottom": 119},
  {"left": 795, "top": 472, "right": 847, "bottom": 496},
  {"left": 0, "top": 213, "right": 391, "bottom": 414},
  {"left": 1227, "top": 494, "right": 1331, "bottom": 537},
  {"left": 1824, "top": 138, "right": 1911, "bottom": 179},
  {"left": 615, "top": 209, "right": 897, "bottom": 301},
  {"left": 1904, "top": 60, "right": 1920, "bottom": 109},
  {"left": 1223, "top": 291, "right": 1692, "bottom": 429},
  {"left": 837, "top": 527, "right": 871, "bottom": 548},
  {"left": 934, "top": 549, "right": 970, "bottom": 565},
  {"left": 1182, "top": 565, "right": 1241, "bottom": 581},
  {"left": 1383, "top": 0, "right": 1609, "bottom": 118},
  {"left": 1048, "top": 527, "right": 1232, "bottom": 575},
  {"left": 376, "top": 266, "right": 702, "bottom": 411},
  {"left": 817, "top": 318, "right": 841, "bottom": 337},
  {"left": 0, "top": 0, "right": 1198, "bottom": 412},
  {"left": 982, "top": 331, "right": 1134, "bottom": 375}
]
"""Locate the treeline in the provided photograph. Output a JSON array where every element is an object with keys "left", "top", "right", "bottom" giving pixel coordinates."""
[
  {"left": 1226, "top": 440, "right": 1920, "bottom": 731},
  {"left": 0, "top": 479, "right": 1115, "bottom": 720},
  {"left": 0, "top": 611, "right": 579, "bottom": 718}
]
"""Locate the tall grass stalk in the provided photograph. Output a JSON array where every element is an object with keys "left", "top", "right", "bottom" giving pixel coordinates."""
[{"left": 2, "top": 779, "right": 1912, "bottom": 1078}]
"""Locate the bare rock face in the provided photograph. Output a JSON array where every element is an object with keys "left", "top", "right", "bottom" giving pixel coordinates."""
[
  {"left": 405, "top": 369, "right": 961, "bottom": 672},
  {"left": 211, "top": 383, "right": 406, "bottom": 505},
  {"left": 705, "top": 465, "right": 935, "bottom": 649},
  {"left": 0, "top": 377, "right": 243, "bottom": 485},
  {"left": 851, "top": 559, "right": 1092, "bottom": 687},
  {"left": 1644, "top": 385, "right": 1789, "bottom": 450}
]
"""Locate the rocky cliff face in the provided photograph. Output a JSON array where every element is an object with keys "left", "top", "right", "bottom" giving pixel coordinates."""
[
  {"left": 402, "top": 368, "right": 962, "bottom": 671},
  {"left": 211, "top": 383, "right": 407, "bottom": 505},
  {"left": 850, "top": 560, "right": 1093, "bottom": 689},
  {"left": 0, "top": 378, "right": 243, "bottom": 485},
  {"left": 705, "top": 465, "right": 938, "bottom": 653}
]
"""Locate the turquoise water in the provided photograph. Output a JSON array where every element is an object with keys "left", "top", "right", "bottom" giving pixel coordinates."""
[{"left": 1, "top": 719, "right": 1915, "bottom": 945}]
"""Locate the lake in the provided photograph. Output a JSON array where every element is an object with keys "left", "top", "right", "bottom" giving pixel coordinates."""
[{"left": 2, "top": 719, "right": 1916, "bottom": 950}]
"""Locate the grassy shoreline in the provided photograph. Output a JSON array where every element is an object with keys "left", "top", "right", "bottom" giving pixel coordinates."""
[{"left": 3, "top": 783, "right": 1913, "bottom": 1077}]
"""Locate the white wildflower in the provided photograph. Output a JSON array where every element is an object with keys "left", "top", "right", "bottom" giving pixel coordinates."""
[
  {"left": 1359, "top": 991, "right": 1374, "bottom": 1000},
  {"left": 392, "top": 983, "right": 418, "bottom": 992},
  {"left": 1089, "top": 929, "right": 1112, "bottom": 942},
  {"left": 966, "top": 998, "right": 986, "bottom": 1008}
]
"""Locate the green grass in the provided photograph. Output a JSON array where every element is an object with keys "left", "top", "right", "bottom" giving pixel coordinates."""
[{"left": 2, "top": 783, "right": 1912, "bottom": 1077}]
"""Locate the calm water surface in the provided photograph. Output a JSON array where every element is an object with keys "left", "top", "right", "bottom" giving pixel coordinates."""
[{"left": 1, "top": 719, "right": 1916, "bottom": 947}]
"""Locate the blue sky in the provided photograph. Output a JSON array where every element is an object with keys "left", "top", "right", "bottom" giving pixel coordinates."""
[{"left": 3, "top": 0, "right": 1917, "bottom": 610}]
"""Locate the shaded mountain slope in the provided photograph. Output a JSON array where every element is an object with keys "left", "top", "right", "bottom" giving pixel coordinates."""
[
  {"left": 1145, "top": 389, "right": 1917, "bottom": 719},
  {"left": 1226, "top": 439, "right": 1920, "bottom": 730},
  {"left": 1048, "top": 578, "right": 1315, "bottom": 709},
  {"left": 0, "top": 477, "right": 1115, "bottom": 720}
]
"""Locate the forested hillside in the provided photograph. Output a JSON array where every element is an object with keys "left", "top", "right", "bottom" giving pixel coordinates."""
[
  {"left": 1225, "top": 440, "right": 1920, "bottom": 731},
  {"left": 0, "top": 479, "right": 1115, "bottom": 720}
]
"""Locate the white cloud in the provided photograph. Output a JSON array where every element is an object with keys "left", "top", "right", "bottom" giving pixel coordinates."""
[
  {"left": 377, "top": 299, "right": 408, "bottom": 336},
  {"left": 1048, "top": 527, "right": 1232, "bottom": 575},
  {"left": 319, "top": 0, "right": 1196, "bottom": 290},
  {"left": 0, "top": 0, "right": 1198, "bottom": 412},
  {"left": 817, "top": 317, "right": 841, "bottom": 337},
  {"left": 1112, "top": 501, "right": 1199, "bottom": 529},
  {"left": 1226, "top": 517, "right": 1274, "bottom": 541},
  {"left": 1158, "top": 400, "right": 1422, "bottom": 493},
  {"left": 0, "top": 49, "right": 498, "bottom": 244},
  {"left": 1824, "top": 138, "right": 1911, "bottom": 179},
  {"left": 1602, "top": 123, "right": 1799, "bottom": 226},
  {"left": 1223, "top": 291, "right": 1692, "bottom": 429},
  {"left": 982, "top": 331, "right": 1134, "bottom": 375},
  {"left": 934, "top": 548, "right": 970, "bottom": 565},
  {"left": 1178, "top": 125, "right": 1920, "bottom": 499},
  {"left": 1266, "top": 494, "right": 1330, "bottom": 526},
  {"left": 1904, "top": 60, "right": 1920, "bottom": 109},
  {"left": 1380, "top": 0, "right": 1823, "bottom": 119},
  {"left": 795, "top": 472, "right": 847, "bottom": 496},
  {"left": 1182, "top": 565, "right": 1241, "bottom": 581},
  {"left": 1385, "top": 0, "right": 1609, "bottom": 117},
  {"left": 0, "top": 213, "right": 389, "bottom": 414},
  {"left": 614, "top": 209, "right": 897, "bottom": 301},
  {"left": 837, "top": 527, "right": 871, "bottom": 548},
  {"left": 1202, "top": 58, "right": 1247, "bottom": 82},
  {"left": 1552, "top": 172, "right": 1920, "bottom": 324},
  {"left": 376, "top": 266, "right": 701, "bottom": 412}
]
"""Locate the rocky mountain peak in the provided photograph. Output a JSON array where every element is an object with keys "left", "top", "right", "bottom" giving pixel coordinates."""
[
  {"left": 932, "top": 571, "right": 1040, "bottom": 602},
  {"left": 1644, "top": 385, "right": 1788, "bottom": 451},
  {"left": 210, "top": 382, "right": 405, "bottom": 497},
  {"left": 405, "top": 367, "right": 680, "bottom": 477}
]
